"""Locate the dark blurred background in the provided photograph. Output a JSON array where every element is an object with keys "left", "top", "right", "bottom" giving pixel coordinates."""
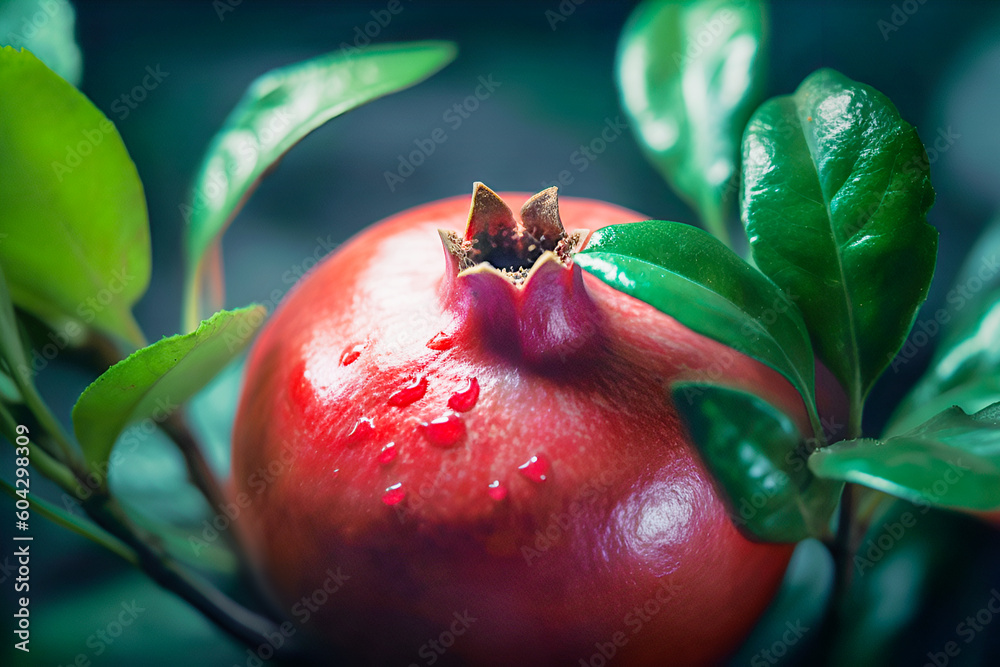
[{"left": 3, "top": 0, "right": 1000, "bottom": 665}]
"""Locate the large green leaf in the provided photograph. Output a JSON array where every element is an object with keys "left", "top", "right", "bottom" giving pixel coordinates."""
[
  {"left": 576, "top": 220, "right": 820, "bottom": 433},
  {"left": 616, "top": 0, "right": 766, "bottom": 243},
  {"left": 741, "top": 68, "right": 937, "bottom": 425},
  {"left": 182, "top": 41, "right": 457, "bottom": 331},
  {"left": 0, "top": 47, "right": 149, "bottom": 346},
  {"left": 673, "top": 384, "right": 841, "bottom": 542},
  {"left": 809, "top": 403, "right": 1000, "bottom": 512},
  {"left": 888, "top": 216, "right": 1000, "bottom": 435},
  {"left": 0, "top": 0, "right": 82, "bottom": 85},
  {"left": 71, "top": 306, "right": 265, "bottom": 478}
]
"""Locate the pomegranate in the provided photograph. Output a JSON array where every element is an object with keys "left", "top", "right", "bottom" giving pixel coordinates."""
[{"left": 231, "top": 184, "right": 812, "bottom": 665}]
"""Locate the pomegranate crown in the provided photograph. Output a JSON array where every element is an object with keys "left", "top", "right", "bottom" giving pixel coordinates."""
[{"left": 441, "top": 182, "right": 585, "bottom": 285}]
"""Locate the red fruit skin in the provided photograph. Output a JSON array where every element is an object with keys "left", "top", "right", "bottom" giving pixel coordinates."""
[{"left": 231, "top": 192, "right": 818, "bottom": 666}]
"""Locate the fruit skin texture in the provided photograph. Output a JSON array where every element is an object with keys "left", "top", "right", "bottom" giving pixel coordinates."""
[{"left": 231, "top": 186, "right": 813, "bottom": 666}]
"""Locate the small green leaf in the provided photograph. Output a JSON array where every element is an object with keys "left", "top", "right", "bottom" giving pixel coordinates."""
[
  {"left": 742, "top": 68, "right": 937, "bottom": 426},
  {"left": 0, "top": 0, "right": 82, "bottom": 85},
  {"left": 888, "top": 216, "right": 1000, "bottom": 435},
  {"left": 809, "top": 403, "right": 1000, "bottom": 512},
  {"left": 576, "top": 220, "right": 821, "bottom": 434},
  {"left": 182, "top": 41, "right": 457, "bottom": 331},
  {"left": 616, "top": 0, "right": 766, "bottom": 243},
  {"left": 0, "top": 47, "right": 150, "bottom": 347},
  {"left": 71, "top": 306, "right": 266, "bottom": 477},
  {"left": 672, "top": 384, "right": 842, "bottom": 542}
]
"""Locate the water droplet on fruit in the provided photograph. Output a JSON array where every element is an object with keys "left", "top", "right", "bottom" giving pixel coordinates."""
[
  {"left": 426, "top": 332, "right": 454, "bottom": 351},
  {"left": 340, "top": 343, "right": 364, "bottom": 366},
  {"left": 448, "top": 377, "right": 480, "bottom": 412},
  {"left": 487, "top": 480, "right": 508, "bottom": 501},
  {"left": 346, "top": 417, "right": 375, "bottom": 446},
  {"left": 378, "top": 442, "right": 398, "bottom": 465},
  {"left": 420, "top": 413, "right": 465, "bottom": 448},
  {"left": 388, "top": 376, "right": 428, "bottom": 407},
  {"left": 518, "top": 454, "right": 550, "bottom": 483},
  {"left": 382, "top": 483, "right": 405, "bottom": 506}
]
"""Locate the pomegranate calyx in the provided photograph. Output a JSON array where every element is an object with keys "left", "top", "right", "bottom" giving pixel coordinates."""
[{"left": 443, "top": 182, "right": 585, "bottom": 284}]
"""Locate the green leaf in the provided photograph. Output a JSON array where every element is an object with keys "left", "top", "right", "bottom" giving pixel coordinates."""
[
  {"left": 71, "top": 306, "right": 266, "bottom": 477},
  {"left": 672, "top": 384, "right": 842, "bottom": 541},
  {"left": 0, "top": 262, "right": 29, "bottom": 382},
  {"left": 741, "top": 68, "right": 937, "bottom": 427},
  {"left": 576, "top": 220, "right": 821, "bottom": 434},
  {"left": 809, "top": 403, "right": 1000, "bottom": 512},
  {"left": 182, "top": 40, "right": 457, "bottom": 331},
  {"left": 0, "top": 46, "right": 149, "bottom": 347},
  {"left": 0, "top": 0, "right": 82, "bottom": 85},
  {"left": 728, "top": 539, "right": 833, "bottom": 666},
  {"left": 616, "top": 0, "right": 766, "bottom": 243},
  {"left": 888, "top": 216, "right": 1000, "bottom": 435}
]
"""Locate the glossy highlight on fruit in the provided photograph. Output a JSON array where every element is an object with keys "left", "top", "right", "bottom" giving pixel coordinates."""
[{"left": 231, "top": 184, "right": 816, "bottom": 665}]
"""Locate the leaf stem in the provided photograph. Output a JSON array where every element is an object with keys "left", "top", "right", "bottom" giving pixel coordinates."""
[{"left": 0, "top": 479, "right": 138, "bottom": 564}]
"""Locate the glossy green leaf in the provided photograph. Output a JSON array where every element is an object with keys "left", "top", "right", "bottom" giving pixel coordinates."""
[
  {"left": 576, "top": 220, "right": 821, "bottom": 434},
  {"left": 888, "top": 216, "right": 1000, "bottom": 435},
  {"left": 809, "top": 403, "right": 1000, "bottom": 511},
  {"left": 0, "top": 47, "right": 149, "bottom": 346},
  {"left": 616, "top": 0, "right": 766, "bottom": 243},
  {"left": 742, "top": 68, "right": 937, "bottom": 425},
  {"left": 182, "top": 41, "right": 457, "bottom": 331},
  {"left": 71, "top": 306, "right": 266, "bottom": 477},
  {"left": 0, "top": 0, "right": 82, "bottom": 85},
  {"left": 672, "top": 384, "right": 842, "bottom": 541}
]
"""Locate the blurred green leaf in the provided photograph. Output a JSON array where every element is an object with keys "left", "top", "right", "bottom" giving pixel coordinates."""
[
  {"left": 889, "top": 216, "right": 1000, "bottom": 435},
  {"left": 0, "top": 262, "right": 29, "bottom": 385},
  {"left": 616, "top": 0, "right": 766, "bottom": 243},
  {"left": 673, "top": 384, "right": 841, "bottom": 541},
  {"left": 182, "top": 40, "right": 458, "bottom": 331},
  {"left": 728, "top": 538, "right": 833, "bottom": 666},
  {"left": 0, "top": 46, "right": 149, "bottom": 347},
  {"left": 0, "top": 0, "right": 82, "bottom": 85},
  {"left": 809, "top": 403, "right": 1000, "bottom": 512},
  {"left": 71, "top": 306, "right": 265, "bottom": 478},
  {"left": 742, "top": 68, "right": 937, "bottom": 427},
  {"left": 576, "top": 220, "right": 820, "bottom": 434}
]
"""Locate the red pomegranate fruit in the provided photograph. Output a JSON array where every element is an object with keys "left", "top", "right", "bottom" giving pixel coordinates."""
[{"left": 230, "top": 183, "right": 811, "bottom": 666}]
